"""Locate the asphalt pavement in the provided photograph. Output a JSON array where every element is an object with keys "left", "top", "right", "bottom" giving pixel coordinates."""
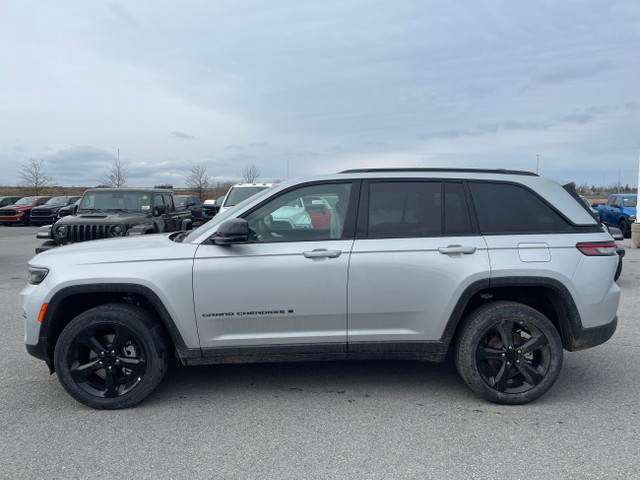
[{"left": 1, "top": 225, "right": 639, "bottom": 479}]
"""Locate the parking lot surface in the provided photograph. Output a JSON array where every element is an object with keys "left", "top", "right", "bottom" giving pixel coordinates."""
[{"left": 1, "top": 225, "right": 639, "bottom": 479}]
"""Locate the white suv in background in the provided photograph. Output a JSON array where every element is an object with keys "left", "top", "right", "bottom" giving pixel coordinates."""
[
  {"left": 218, "top": 183, "right": 273, "bottom": 214},
  {"left": 21, "top": 168, "right": 620, "bottom": 409}
]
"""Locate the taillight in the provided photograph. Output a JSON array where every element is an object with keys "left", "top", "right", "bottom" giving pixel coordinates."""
[{"left": 576, "top": 242, "right": 617, "bottom": 256}]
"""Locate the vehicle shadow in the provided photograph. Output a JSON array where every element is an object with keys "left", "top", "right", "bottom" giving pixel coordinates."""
[{"left": 149, "top": 358, "right": 469, "bottom": 406}]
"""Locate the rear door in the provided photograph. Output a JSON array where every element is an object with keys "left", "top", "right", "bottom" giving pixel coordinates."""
[{"left": 347, "top": 180, "right": 489, "bottom": 345}]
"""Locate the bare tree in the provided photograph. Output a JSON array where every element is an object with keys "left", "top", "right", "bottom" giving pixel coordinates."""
[
  {"left": 185, "top": 164, "right": 211, "bottom": 200},
  {"left": 18, "top": 158, "right": 53, "bottom": 195},
  {"left": 242, "top": 164, "right": 261, "bottom": 183},
  {"left": 100, "top": 156, "right": 128, "bottom": 187}
]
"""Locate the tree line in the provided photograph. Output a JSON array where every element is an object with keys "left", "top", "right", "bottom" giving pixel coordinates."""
[{"left": 7, "top": 158, "right": 267, "bottom": 201}]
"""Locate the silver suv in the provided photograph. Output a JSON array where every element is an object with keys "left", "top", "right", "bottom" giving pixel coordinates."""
[{"left": 21, "top": 168, "right": 620, "bottom": 409}]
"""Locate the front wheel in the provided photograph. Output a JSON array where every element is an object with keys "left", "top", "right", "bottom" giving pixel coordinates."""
[
  {"left": 455, "top": 301, "right": 563, "bottom": 405},
  {"left": 53, "top": 304, "right": 170, "bottom": 409}
]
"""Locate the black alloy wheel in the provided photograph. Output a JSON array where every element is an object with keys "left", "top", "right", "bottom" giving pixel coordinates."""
[
  {"left": 54, "top": 304, "right": 169, "bottom": 409},
  {"left": 456, "top": 301, "right": 563, "bottom": 405}
]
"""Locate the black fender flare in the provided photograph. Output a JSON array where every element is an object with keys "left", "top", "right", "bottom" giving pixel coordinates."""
[
  {"left": 440, "top": 276, "right": 592, "bottom": 351},
  {"left": 37, "top": 283, "right": 199, "bottom": 370}
]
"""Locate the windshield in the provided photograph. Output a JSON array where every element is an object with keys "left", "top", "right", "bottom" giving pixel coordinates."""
[
  {"left": 623, "top": 197, "right": 637, "bottom": 208},
  {"left": 182, "top": 187, "right": 275, "bottom": 243},
  {"left": 223, "top": 186, "right": 269, "bottom": 207},
  {"left": 175, "top": 196, "right": 188, "bottom": 206},
  {"left": 79, "top": 191, "right": 151, "bottom": 212},
  {"left": 14, "top": 197, "right": 38, "bottom": 206},
  {"left": 45, "top": 196, "right": 70, "bottom": 206}
]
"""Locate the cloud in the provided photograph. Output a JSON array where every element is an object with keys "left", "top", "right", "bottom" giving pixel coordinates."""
[
  {"left": 420, "top": 104, "right": 623, "bottom": 140},
  {"left": 107, "top": 3, "right": 141, "bottom": 31},
  {"left": 531, "top": 60, "right": 614, "bottom": 86},
  {"left": 170, "top": 131, "right": 196, "bottom": 139}
]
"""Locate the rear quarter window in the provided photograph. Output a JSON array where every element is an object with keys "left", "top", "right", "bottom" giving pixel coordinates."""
[{"left": 469, "top": 182, "right": 569, "bottom": 234}]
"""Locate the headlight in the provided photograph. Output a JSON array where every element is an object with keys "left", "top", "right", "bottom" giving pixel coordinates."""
[
  {"left": 28, "top": 267, "right": 49, "bottom": 285},
  {"left": 629, "top": 215, "right": 636, "bottom": 221},
  {"left": 55, "top": 225, "right": 67, "bottom": 237},
  {"left": 110, "top": 225, "right": 125, "bottom": 236}
]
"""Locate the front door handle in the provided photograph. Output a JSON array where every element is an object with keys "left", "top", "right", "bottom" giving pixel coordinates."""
[
  {"left": 303, "top": 249, "right": 342, "bottom": 259},
  {"left": 438, "top": 245, "right": 477, "bottom": 255}
]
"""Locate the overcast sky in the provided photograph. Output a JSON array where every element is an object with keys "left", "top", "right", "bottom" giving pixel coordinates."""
[{"left": 1, "top": 1, "right": 638, "bottom": 189}]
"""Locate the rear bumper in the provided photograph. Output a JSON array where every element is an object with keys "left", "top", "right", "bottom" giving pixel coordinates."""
[{"left": 568, "top": 315, "right": 617, "bottom": 351}]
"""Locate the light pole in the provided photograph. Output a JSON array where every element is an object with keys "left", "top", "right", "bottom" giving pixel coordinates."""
[{"left": 536, "top": 155, "right": 540, "bottom": 174}]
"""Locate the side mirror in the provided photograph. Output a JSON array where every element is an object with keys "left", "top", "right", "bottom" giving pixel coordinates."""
[
  {"left": 212, "top": 218, "right": 249, "bottom": 245},
  {"left": 155, "top": 205, "right": 167, "bottom": 215}
]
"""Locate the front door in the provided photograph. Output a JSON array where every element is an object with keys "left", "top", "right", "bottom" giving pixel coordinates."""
[{"left": 193, "top": 182, "right": 356, "bottom": 350}]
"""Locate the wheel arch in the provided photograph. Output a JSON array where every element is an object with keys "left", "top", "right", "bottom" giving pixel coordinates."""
[
  {"left": 443, "top": 277, "right": 585, "bottom": 352},
  {"left": 40, "top": 283, "right": 197, "bottom": 372}
]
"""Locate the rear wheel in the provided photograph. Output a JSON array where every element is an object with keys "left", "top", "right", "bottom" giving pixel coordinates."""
[
  {"left": 54, "top": 304, "right": 170, "bottom": 409},
  {"left": 455, "top": 301, "right": 563, "bottom": 405},
  {"left": 619, "top": 218, "right": 630, "bottom": 238}
]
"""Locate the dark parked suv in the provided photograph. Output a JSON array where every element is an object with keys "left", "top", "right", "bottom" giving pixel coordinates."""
[
  {"left": 29, "top": 196, "right": 81, "bottom": 225},
  {"left": 22, "top": 168, "right": 619, "bottom": 409}
]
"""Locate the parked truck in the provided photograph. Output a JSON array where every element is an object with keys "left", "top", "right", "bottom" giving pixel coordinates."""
[
  {"left": 36, "top": 187, "right": 192, "bottom": 253},
  {"left": 594, "top": 194, "right": 637, "bottom": 238}
]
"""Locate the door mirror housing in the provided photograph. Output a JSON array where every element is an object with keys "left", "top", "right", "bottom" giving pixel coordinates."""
[
  {"left": 155, "top": 205, "right": 167, "bottom": 215},
  {"left": 213, "top": 218, "right": 249, "bottom": 245}
]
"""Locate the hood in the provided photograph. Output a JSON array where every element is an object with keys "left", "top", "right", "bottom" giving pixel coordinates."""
[
  {"left": 33, "top": 232, "right": 197, "bottom": 266},
  {"left": 32, "top": 204, "right": 63, "bottom": 212},
  {"left": 57, "top": 211, "right": 150, "bottom": 226},
  {"left": 4, "top": 205, "right": 30, "bottom": 211}
]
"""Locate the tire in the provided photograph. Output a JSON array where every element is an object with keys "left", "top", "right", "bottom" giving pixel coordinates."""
[
  {"left": 53, "top": 304, "right": 170, "bottom": 409},
  {"left": 619, "top": 218, "right": 631, "bottom": 238},
  {"left": 23, "top": 214, "right": 30, "bottom": 226},
  {"left": 614, "top": 256, "right": 623, "bottom": 281},
  {"left": 455, "top": 301, "right": 563, "bottom": 405}
]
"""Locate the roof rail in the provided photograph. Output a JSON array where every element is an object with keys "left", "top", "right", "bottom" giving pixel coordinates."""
[{"left": 338, "top": 168, "right": 538, "bottom": 176}]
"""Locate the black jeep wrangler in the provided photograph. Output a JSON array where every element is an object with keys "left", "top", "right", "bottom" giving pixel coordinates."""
[{"left": 36, "top": 187, "right": 192, "bottom": 253}]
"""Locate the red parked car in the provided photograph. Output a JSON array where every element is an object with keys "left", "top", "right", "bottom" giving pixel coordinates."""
[
  {"left": 303, "top": 196, "right": 333, "bottom": 228},
  {"left": 0, "top": 196, "right": 51, "bottom": 225}
]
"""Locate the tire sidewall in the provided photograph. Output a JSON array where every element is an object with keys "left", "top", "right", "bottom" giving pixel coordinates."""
[
  {"left": 456, "top": 301, "right": 563, "bottom": 405},
  {"left": 53, "top": 304, "right": 169, "bottom": 409}
]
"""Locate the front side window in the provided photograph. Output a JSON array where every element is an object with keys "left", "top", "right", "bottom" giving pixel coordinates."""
[
  {"left": 470, "top": 182, "right": 569, "bottom": 234},
  {"left": 244, "top": 183, "right": 352, "bottom": 243},
  {"left": 164, "top": 194, "right": 175, "bottom": 212}
]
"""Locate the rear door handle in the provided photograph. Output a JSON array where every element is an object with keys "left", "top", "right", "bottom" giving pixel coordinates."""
[
  {"left": 438, "top": 245, "right": 477, "bottom": 255},
  {"left": 303, "top": 249, "right": 342, "bottom": 259}
]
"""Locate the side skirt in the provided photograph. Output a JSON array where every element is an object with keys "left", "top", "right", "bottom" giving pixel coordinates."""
[{"left": 181, "top": 342, "right": 448, "bottom": 366}]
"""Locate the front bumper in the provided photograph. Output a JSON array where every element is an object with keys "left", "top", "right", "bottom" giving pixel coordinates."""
[{"left": 0, "top": 213, "right": 25, "bottom": 222}]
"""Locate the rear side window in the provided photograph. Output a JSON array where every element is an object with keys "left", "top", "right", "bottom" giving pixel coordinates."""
[
  {"left": 366, "top": 181, "right": 473, "bottom": 238},
  {"left": 469, "top": 182, "right": 569, "bottom": 234}
]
